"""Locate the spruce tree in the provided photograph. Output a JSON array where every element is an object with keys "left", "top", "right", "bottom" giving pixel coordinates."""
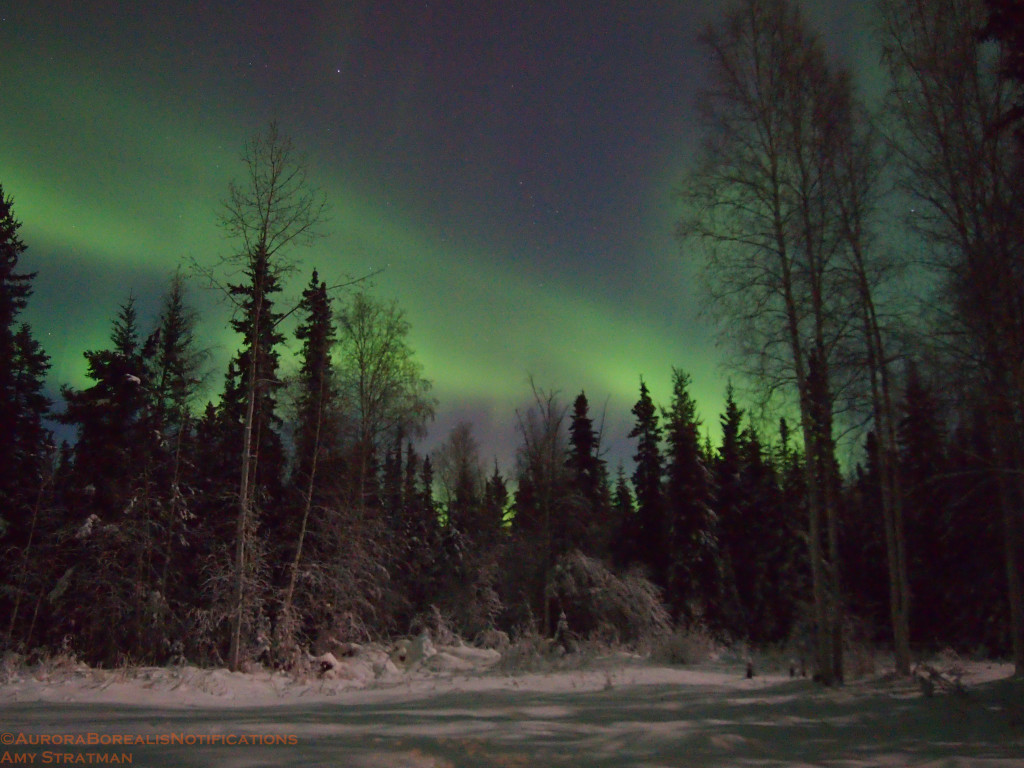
[
  {"left": 214, "top": 123, "right": 326, "bottom": 670},
  {"left": 59, "top": 297, "right": 148, "bottom": 516},
  {"left": 897, "top": 364, "right": 949, "bottom": 647},
  {"left": 0, "top": 185, "right": 54, "bottom": 649},
  {"left": 54, "top": 297, "right": 161, "bottom": 662},
  {"left": 0, "top": 184, "right": 52, "bottom": 514},
  {"left": 278, "top": 270, "right": 337, "bottom": 658},
  {"left": 841, "top": 433, "right": 891, "bottom": 639},
  {"left": 292, "top": 270, "right": 336, "bottom": 492},
  {"left": 629, "top": 378, "right": 667, "bottom": 585},
  {"left": 737, "top": 425, "right": 800, "bottom": 644},
  {"left": 713, "top": 384, "right": 746, "bottom": 636},
  {"left": 565, "top": 391, "right": 609, "bottom": 555},
  {"left": 482, "top": 462, "right": 510, "bottom": 540},
  {"left": 227, "top": 249, "right": 287, "bottom": 510},
  {"left": 663, "top": 369, "right": 719, "bottom": 625},
  {"left": 137, "top": 275, "right": 204, "bottom": 659},
  {"left": 609, "top": 466, "right": 636, "bottom": 567},
  {"left": 944, "top": 405, "right": 1007, "bottom": 652}
]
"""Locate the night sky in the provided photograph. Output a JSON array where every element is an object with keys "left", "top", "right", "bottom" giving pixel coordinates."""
[{"left": 1, "top": 1, "right": 877, "bottom": 470}]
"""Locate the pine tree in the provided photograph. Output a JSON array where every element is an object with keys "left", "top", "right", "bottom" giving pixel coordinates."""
[
  {"left": 737, "top": 425, "right": 801, "bottom": 644},
  {"left": 146, "top": 273, "right": 202, "bottom": 433},
  {"left": 292, "top": 270, "right": 336, "bottom": 492},
  {"left": 663, "top": 369, "right": 719, "bottom": 625},
  {"left": 482, "top": 462, "right": 509, "bottom": 540},
  {"left": 2, "top": 328, "right": 52, "bottom": 528},
  {"left": 944, "top": 405, "right": 1007, "bottom": 652},
  {"left": 776, "top": 417, "right": 812, "bottom": 647},
  {"left": 897, "top": 363, "right": 949, "bottom": 647},
  {"left": 629, "top": 378, "right": 667, "bottom": 585},
  {"left": 610, "top": 466, "right": 637, "bottom": 568},
  {"left": 52, "top": 297, "right": 164, "bottom": 662},
  {"left": 842, "top": 434, "right": 892, "bottom": 642},
  {"left": 59, "top": 297, "right": 148, "bottom": 516},
  {"left": 712, "top": 383, "right": 746, "bottom": 635},
  {"left": 278, "top": 270, "right": 337, "bottom": 659},
  {"left": 227, "top": 249, "right": 287, "bottom": 510},
  {"left": 0, "top": 185, "right": 54, "bottom": 649},
  {"left": 133, "top": 275, "right": 204, "bottom": 660},
  {"left": 211, "top": 123, "right": 327, "bottom": 670},
  {"left": 382, "top": 438, "right": 404, "bottom": 524},
  {"left": 0, "top": 184, "right": 52, "bottom": 548},
  {"left": 565, "top": 391, "right": 609, "bottom": 555}
]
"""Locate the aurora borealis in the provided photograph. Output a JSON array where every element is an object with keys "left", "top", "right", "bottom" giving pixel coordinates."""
[{"left": 0, "top": 1, "right": 875, "bottom": 469}]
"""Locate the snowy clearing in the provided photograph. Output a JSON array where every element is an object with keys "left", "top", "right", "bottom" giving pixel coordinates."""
[{"left": 2, "top": 650, "right": 1022, "bottom": 767}]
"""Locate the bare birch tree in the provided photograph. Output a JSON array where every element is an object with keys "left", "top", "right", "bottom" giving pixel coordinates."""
[
  {"left": 216, "top": 122, "right": 326, "bottom": 671},
  {"left": 335, "top": 292, "right": 435, "bottom": 514},
  {"left": 878, "top": 0, "right": 1024, "bottom": 674},
  {"left": 828, "top": 87, "right": 914, "bottom": 675},
  {"left": 677, "top": 0, "right": 854, "bottom": 684},
  {"left": 513, "top": 381, "right": 570, "bottom": 634}
]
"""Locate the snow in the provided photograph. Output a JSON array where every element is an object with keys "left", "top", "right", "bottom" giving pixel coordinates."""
[{"left": 2, "top": 649, "right": 1022, "bottom": 767}]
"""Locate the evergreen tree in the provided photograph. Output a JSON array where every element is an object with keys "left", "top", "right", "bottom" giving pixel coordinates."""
[
  {"left": 433, "top": 421, "right": 485, "bottom": 538},
  {"left": 663, "top": 369, "right": 719, "bottom": 625},
  {"left": 944, "top": 405, "right": 1007, "bottom": 653},
  {"left": 0, "top": 186, "right": 54, "bottom": 650},
  {"left": 482, "top": 462, "right": 510, "bottom": 538},
  {"left": 146, "top": 273, "right": 202, "bottom": 434},
  {"left": 776, "top": 417, "right": 811, "bottom": 643},
  {"left": 291, "top": 270, "right": 336, "bottom": 494},
  {"left": 278, "top": 270, "right": 338, "bottom": 659},
  {"left": 391, "top": 444, "right": 430, "bottom": 628},
  {"left": 191, "top": 401, "right": 236, "bottom": 529},
  {"left": 565, "top": 391, "right": 610, "bottom": 555},
  {"left": 841, "top": 433, "right": 892, "bottom": 643},
  {"left": 2, "top": 327, "right": 52, "bottom": 530},
  {"left": 382, "top": 438, "right": 405, "bottom": 526},
  {"left": 213, "top": 123, "right": 327, "bottom": 670},
  {"left": 629, "top": 378, "right": 667, "bottom": 585},
  {"left": 897, "top": 363, "right": 949, "bottom": 647},
  {"left": 0, "top": 184, "right": 52, "bottom": 548},
  {"left": 133, "top": 276, "right": 204, "bottom": 660},
  {"left": 713, "top": 383, "right": 746, "bottom": 635},
  {"left": 53, "top": 297, "right": 164, "bottom": 662},
  {"left": 609, "top": 466, "right": 636, "bottom": 567},
  {"left": 736, "top": 425, "right": 800, "bottom": 644},
  {"left": 59, "top": 297, "right": 148, "bottom": 516},
  {"left": 227, "top": 248, "right": 287, "bottom": 512}
]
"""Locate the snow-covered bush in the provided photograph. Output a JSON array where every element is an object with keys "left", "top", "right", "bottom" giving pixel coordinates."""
[
  {"left": 651, "top": 628, "right": 716, "bottom": 665},
  {"left": 545, "top": 550, "right": 671, "bottom": 648},
  {"left": 493, "top": 631, "right": 559, "bottom": 673},
  {"left": 408, "top": 605, "right": 458, "bottom": 646}
]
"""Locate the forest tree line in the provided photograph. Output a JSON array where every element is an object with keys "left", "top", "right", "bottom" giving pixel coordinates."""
[{"left": 2, "top": 0, "right": 1023, "bottom": 681}]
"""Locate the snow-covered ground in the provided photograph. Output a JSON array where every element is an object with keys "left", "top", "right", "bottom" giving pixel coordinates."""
[{"left": 2, "top": 645, "right": 1022, "bottom": 767}]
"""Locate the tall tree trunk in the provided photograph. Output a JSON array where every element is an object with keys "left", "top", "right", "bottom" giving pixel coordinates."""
[
  {"left": 996, "top": 398, "right": 1024, "bottom": 675},
  {"left": 1000, "top": 478, "right": 1024, "bottom": 676},
  {"left": 861, "top": 283, "right": 912, "bottom": 675},
  {"left": 229, "top": 258, "right": 264, "bottom": 672},
  {"left": 804, "top": 351, "right": 843, "bottom": 686},
  {"left": 5, "top": 469, "right": 50, "bottom": 646},
  {"left": 279, "top": 367, "right": 327, "bottom": 661}
]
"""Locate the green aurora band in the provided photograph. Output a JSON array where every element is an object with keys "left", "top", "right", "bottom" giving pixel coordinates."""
[{"left": 2, "top": 21, "right": 726, "bottom": 467}]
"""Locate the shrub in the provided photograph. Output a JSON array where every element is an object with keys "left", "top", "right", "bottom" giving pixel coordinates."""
[
  {"left": 545, "top": 550, "right": 671, "bottom": 648},
  {"left": 652, "top": 628, "right": 716, "bottom": 665}
]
